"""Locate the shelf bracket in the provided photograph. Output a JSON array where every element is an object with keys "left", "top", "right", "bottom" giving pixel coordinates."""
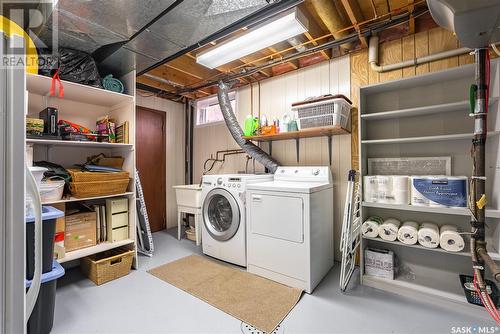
[
  {"left": 328, "top": 135, "right": 333, "bottom": 165},
  {"left": 269, "top": 141, "right": 272, "bottom": 156},
  {"left": 295, "top": 139, "right": 300, "bottom": 162}
]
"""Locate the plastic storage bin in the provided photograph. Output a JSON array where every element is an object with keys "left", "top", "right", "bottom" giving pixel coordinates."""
[
  {"left": 26, "top": 261, "right": 65, "bottom": 334},
  {"left": 26, "top": 205, "right": 64, "bottom": 280}
]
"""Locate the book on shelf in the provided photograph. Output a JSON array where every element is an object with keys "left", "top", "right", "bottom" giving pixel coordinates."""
[{"left": 116, "top": 121, "right": 129, "bottom": 144}]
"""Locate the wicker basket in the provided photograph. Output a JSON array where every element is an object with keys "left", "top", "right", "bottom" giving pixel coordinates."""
[
  {"left": 80, "top": 247, "right": 134, "bottom": 285},
  {"left": 70, "top": 179, "right": 130, "bottom": 198},
  {"left": 68, "top": 169, "right": 129, "bottom": 182}
]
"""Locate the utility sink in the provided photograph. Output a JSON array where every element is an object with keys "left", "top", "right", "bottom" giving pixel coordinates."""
[{"left": 173, "top": 185, "right": 202, "bottom": 208}]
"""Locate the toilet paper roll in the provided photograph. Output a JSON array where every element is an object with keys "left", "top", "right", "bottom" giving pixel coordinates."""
[
  {"left": 397, "top": 221, "right": 419, "bottom": 245},
  {"left": 363, "top": 176, "right": 378, "bottom": 203},
  {"left": 378, "top": 218, "right": 401, "bottom": 241},
  {"left": 440, "top": 225, "right": 465, "bottom": 252},
  {"left": 392, "top": 176, "right": 409, "bottom": 191},
  {"left": 377, "top": 176, "right": 392, "bottom": 192},
  {"left": 418, "top": 222, "right": 440, "bottom": 248},
  {"left": 411, "top": 176, "right": 429, "bottom": 206},
  {"left": 362, "top": 216, "right": 384, "bottom": 238}
]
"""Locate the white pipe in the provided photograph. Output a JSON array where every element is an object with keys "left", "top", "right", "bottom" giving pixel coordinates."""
[{"left": 368, "top": 35, "right": 471, "bottom": 73}]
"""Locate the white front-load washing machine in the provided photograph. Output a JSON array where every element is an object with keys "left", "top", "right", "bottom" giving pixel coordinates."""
[{"left": 201, "top": 173, "right": 273, "bottom": 267}]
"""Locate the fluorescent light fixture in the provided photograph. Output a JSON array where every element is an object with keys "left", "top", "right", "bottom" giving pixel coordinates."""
[{"left": 196, "top": 8, "right": 308, "bottom": 69}]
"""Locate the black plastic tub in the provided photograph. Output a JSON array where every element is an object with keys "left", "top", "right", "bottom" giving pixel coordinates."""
[
  {"left": 26, "top": 261, "right": 65, "bottom": 334},
  {"left": 26, "top": 206, "right": 64, "bottom": 280}
]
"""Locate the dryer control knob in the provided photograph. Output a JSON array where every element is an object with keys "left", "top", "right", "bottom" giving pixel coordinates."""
[
  {"left": 312, "top": 169, "right": 320, "bottom": 176},
  {"left": 217, "top": 177, "right": 223, "bottom": 185}
]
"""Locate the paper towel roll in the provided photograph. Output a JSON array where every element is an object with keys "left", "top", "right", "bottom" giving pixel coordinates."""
[
  {"left": 440, "top": 224, "right": 465, "bottom": 252},
  {"left": 418, "top": 222, "right": 440, "bottom": 248},
  {"left": 362, "top": 216, "right": 384, "bottom": 238},
  {"left": 397, "top": 221, "right": 419, "bottom": 245},
  {"left": 378, "top": 218, "right": 401, "bottom": 241}
]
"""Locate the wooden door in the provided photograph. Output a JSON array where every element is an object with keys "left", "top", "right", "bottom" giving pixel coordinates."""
[{"left": 136, "top": 106, "right": 166, "bottom": 232}]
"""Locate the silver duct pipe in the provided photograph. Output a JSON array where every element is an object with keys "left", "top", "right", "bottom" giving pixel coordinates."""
[{"left": 217, "top": 81, "right": 280, "bottom": 173}]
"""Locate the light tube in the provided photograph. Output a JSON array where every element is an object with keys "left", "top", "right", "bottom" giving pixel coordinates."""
[{"left": 196, "top": 8, "right": 308, "bottom": 69}]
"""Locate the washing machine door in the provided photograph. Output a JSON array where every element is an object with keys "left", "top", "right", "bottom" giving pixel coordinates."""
[{"left": 203, "top": 188, "right": 240, "bottom": 241}]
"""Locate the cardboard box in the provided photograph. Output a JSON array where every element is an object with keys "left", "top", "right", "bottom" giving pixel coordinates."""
[{"left": 65, "top": 205, "right": 97, "bottom": 252}]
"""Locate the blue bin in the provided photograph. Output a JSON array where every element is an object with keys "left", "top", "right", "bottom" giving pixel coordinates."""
[
  {"left": 26, "top": 261, "right": 65, "bottom": 334},
  {"left": 26, "top": 206, "right": 64, "bottom": 280}
]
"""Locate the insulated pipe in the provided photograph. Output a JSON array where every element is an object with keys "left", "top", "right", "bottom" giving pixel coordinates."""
[
  {"left": 368, "top": 35, "right": 471, "bottom": 72},
  {"left": 217, "top": 81, "right": 280, "bottom": 173}
]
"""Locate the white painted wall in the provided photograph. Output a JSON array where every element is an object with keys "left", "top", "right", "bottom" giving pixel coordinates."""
[
  {"left": 136, "top": 94, "right": 185, "bottom": 229},
  {"left": 193, "top": 55, "right": 352, "bottom": 260}
]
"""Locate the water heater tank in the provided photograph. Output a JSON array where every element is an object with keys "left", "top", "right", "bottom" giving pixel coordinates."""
[{"left": 427, "top": 0, "right": 500, "bottom": 48}]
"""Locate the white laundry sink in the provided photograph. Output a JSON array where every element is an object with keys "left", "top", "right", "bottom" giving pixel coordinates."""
[{"left": 173, "top": 184, "right": 202, "bottom": 208}]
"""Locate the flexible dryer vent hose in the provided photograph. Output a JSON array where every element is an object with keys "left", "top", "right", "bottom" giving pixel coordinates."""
[{"left": 217, "top": 81, "right": 280, "bottom": 173}]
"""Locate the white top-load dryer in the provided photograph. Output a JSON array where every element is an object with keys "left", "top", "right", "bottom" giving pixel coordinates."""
[
  {"left": 201, "top": 174, "right": 273, "bottom": 267},
  {"left": 246, "top": 166, "right": 334, "bottom": 293}
]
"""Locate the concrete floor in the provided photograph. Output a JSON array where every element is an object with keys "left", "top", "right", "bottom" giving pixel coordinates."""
[{"left": 52, "top": 229, "right": 496, "bottom": 334}]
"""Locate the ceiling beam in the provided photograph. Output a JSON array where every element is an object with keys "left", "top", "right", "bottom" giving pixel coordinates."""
[
  {"left": 136, "top": 76, "right": 197, "bottom": 99},
  {"left": 147, "top": 66, "right": 211, "bottom": 96},
  {"left": 407, "top": 0, "right": 415, "bottom": 34},
  {"left": 300, "top": 4, "right": 331, "bottom": 60},
  {"left": 164, "top": 56, "right": 220, "bottom": 80},
  {"left": 310, "top": 0, "right": 351, "bottom": 50},
  {"left": 340, "top": 0, "right": 368, "bottom": 47}
]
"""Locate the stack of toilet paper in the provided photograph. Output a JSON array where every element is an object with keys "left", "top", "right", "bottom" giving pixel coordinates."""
[
  {"left": 362, "top": 216, "right": 466, "bottom": 253},
  {"left": 363, "top": 176, "right": 409, "bottom": 205},
  {"left": 410, "top": 176, "right": 468, "bottom": 208}
]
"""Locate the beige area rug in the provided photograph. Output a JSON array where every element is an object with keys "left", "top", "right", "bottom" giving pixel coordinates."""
[{"left": 148, "top": 255, "right": 302, "bottom": 333}]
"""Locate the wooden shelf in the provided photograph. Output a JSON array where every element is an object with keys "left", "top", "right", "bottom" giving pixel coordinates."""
[
  {"left": 361, "top": 97, "right": 499, "bottom": 120},
  {"left": 361, "top": 131, "right": 500, "bottom": 145},
  {"left": 57, "top": 239, "right": 135, "bottom": 263},
  {"left": 42, "top": 192, "right": 134, "bottom": 205},
  {"left": 27, "top": 73, "right": 133, "bottom": 107},
  {"left": 242, "top": 125, "right": 350, "bottom": 142},
  {"left": 361, "top": 202, "right": 500, "bottom": 219},
  {"left": 26, "top": 138, "right": 133, "bottom": 149}
]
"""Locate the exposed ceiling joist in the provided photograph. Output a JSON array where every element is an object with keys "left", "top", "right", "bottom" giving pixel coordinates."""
[
  {"left": 310, "top": 0, "right": 352, "bottom": 50},
  {"left": 341, "top": 0, "right": 368, "bottom": 47},
  {"left": 300, "top": 4, "right": 332, "bottom": 60}
]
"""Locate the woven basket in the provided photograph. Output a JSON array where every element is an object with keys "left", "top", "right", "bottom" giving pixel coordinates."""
[
  {"left": 68, "top": 169, "right": 129, "bottom": 183},
  {"left": 70, "top": 179, "right": 130, "bottom": 198},
  {"left": 80, "top": 247, "right": 134, "bottom": 285}
]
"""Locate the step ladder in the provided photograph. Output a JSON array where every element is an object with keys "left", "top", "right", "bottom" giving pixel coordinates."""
[{"left": 135, "top": 169, "right": 154, "bottom": 256}]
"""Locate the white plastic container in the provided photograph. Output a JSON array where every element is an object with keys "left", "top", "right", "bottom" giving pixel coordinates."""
[
  {"left": 39, "top": 179, "right": 65, "bottom": 202},
  {"left": 173, "top": 184, "right": 202, "bottom": 208}
]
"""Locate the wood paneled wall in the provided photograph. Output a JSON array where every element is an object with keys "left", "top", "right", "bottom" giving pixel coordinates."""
[
  {"left": 136, "top": 94, "right": 185, "bottom": 229},
  {"left": 350, "top": 27, "right": 476, "bottom": 170},
  {"left": 193, "top": 56, "right": 351, "bottom": 260}
]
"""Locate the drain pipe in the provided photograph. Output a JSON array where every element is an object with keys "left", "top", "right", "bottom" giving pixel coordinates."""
[
  {"left": 368, "top": 35, "right": 471, "bottom": 72},
  {"left": 217, "top": 81, "right": 280, "bottom": 173}
]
